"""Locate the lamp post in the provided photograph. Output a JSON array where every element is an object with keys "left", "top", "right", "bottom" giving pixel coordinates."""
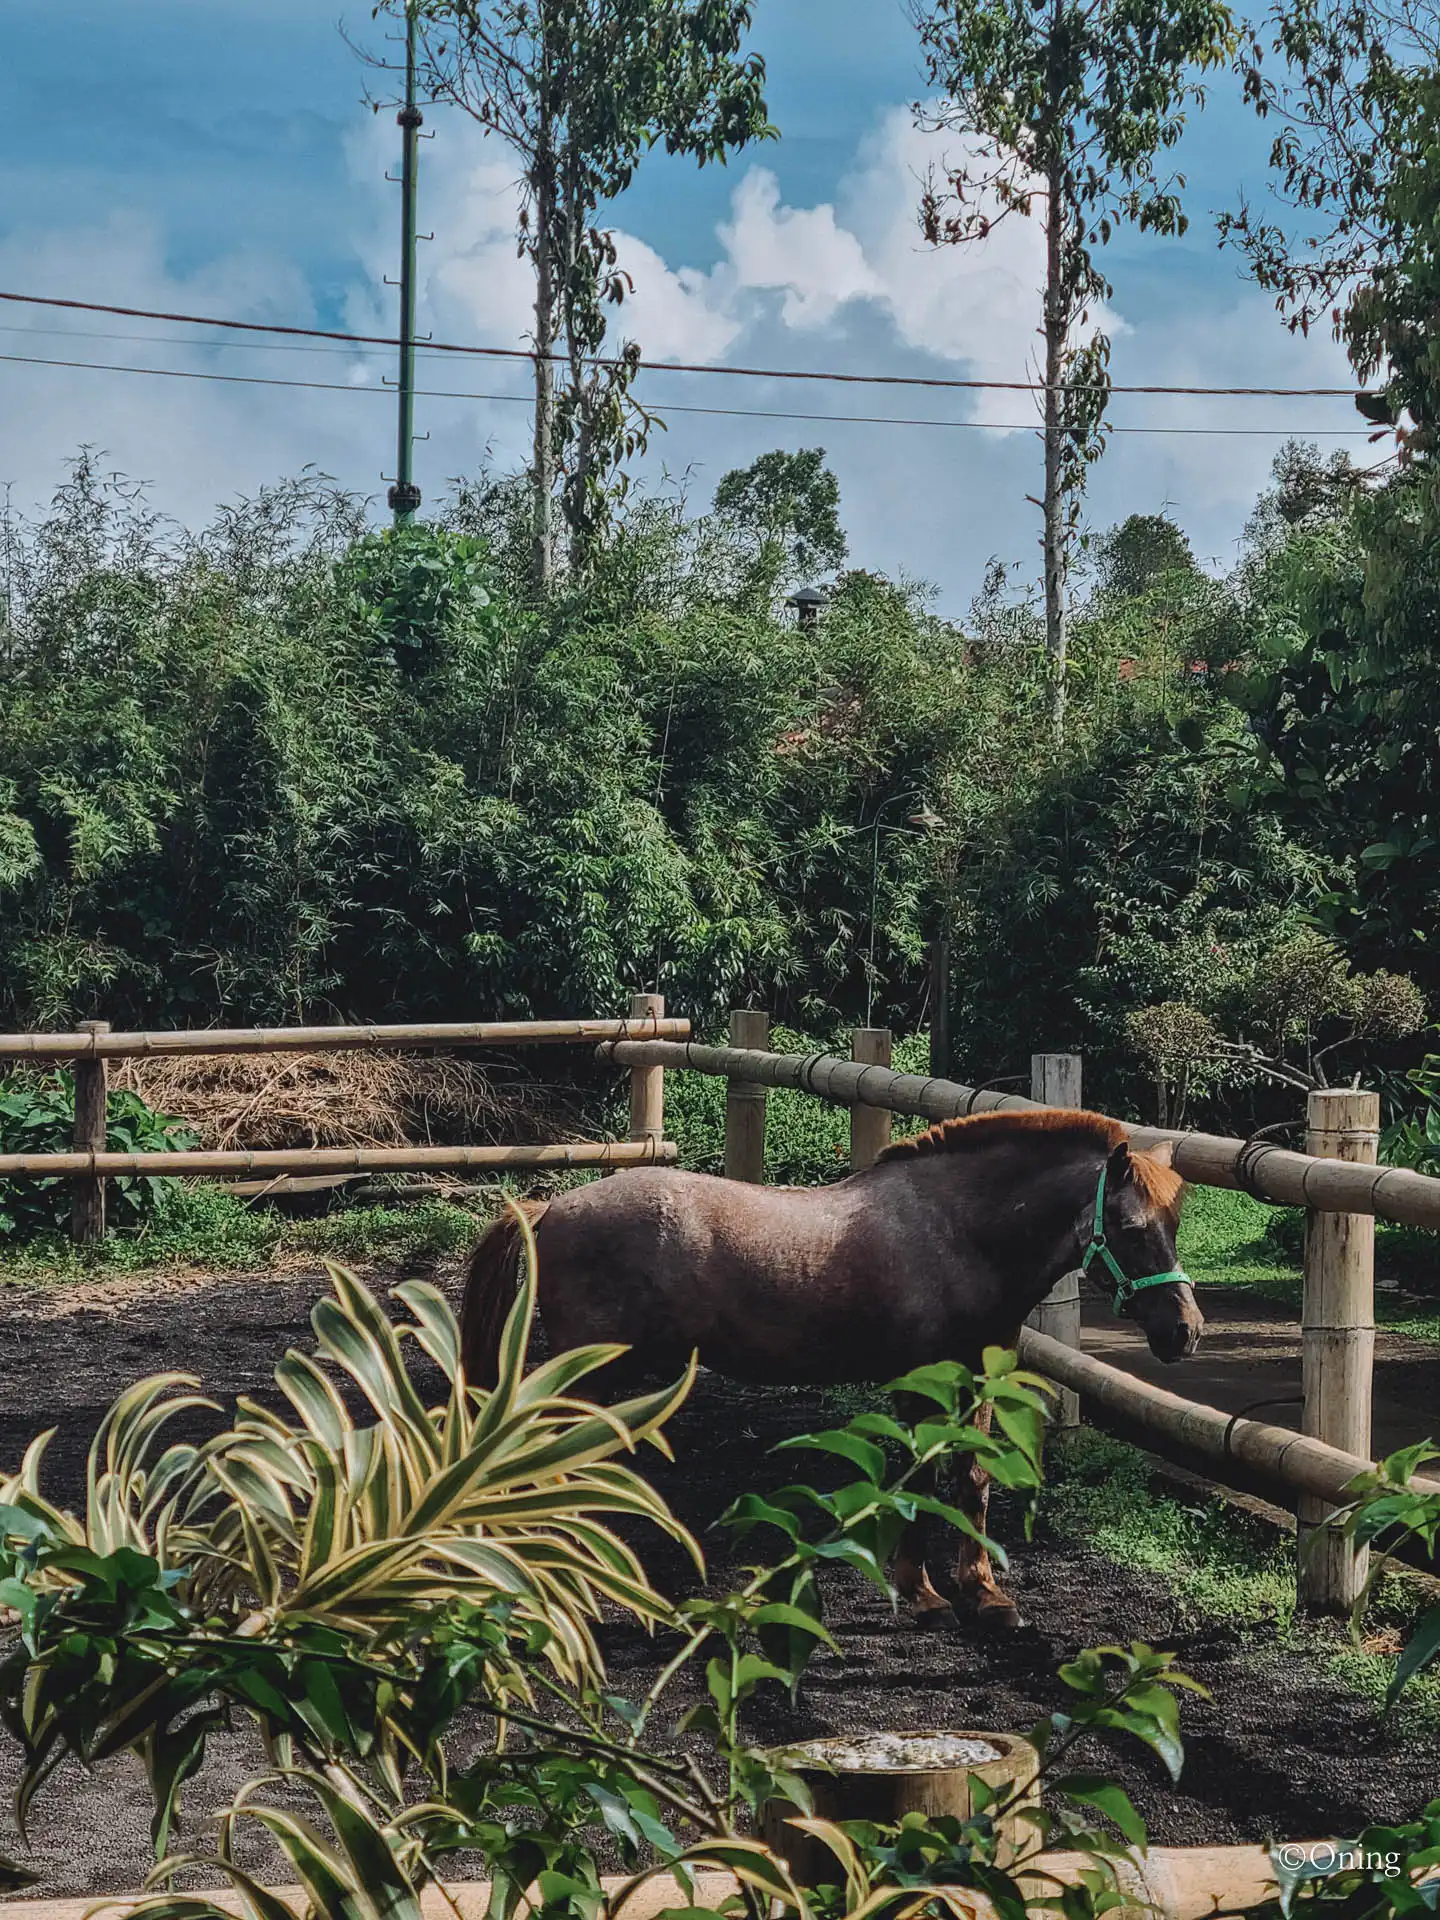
[{"left": 389, "top": 0, "right": 423, "bottom": 526}]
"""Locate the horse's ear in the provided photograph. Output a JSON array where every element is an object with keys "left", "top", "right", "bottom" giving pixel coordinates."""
[
  {"left": 1106, "top": 1140, "right": 1134, "bottom": 1187},
  {"left": 1146, "top": 1138, "right": 1176, "bottom": 1168}
]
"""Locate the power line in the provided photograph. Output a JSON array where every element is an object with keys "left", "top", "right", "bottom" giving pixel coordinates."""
[
  {"left": 0, "top": 345, "right": 1380, "bottom": 436},
  {"left": 0, "top": 286, "right": 1364, "bottom": 402}
]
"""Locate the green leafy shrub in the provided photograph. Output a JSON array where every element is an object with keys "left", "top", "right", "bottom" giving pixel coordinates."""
[
  {"left": 0, "top": 1077, "right": 194, "bottom": 1240},
  {"left": 0, "top": 1238, "right": 1208, "bottom": 1916}
]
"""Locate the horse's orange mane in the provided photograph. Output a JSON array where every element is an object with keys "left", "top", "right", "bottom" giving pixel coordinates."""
[{"left": 878, "top": 1108, "right": 1183, "bottom": 1211}]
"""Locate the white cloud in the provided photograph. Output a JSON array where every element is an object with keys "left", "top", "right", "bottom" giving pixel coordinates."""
[
  {"left": 0, "top": 97, "right": 1363, "bottom": 612},
  {"left": 716, "top": 170, "right": 882, "bottom": 328}
]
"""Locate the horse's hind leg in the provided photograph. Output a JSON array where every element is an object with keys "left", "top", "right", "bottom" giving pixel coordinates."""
[
  {"left": 891, "top": 1394, "right": 959, "bottom": 1631},
  {"left": 951, "top": 1401, "right": 1022, "bottom": 1632}
]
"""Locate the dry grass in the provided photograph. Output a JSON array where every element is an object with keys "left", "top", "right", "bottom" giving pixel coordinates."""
[{"left": 114, "top": 1051, "right": 590, "bottom": 1152}]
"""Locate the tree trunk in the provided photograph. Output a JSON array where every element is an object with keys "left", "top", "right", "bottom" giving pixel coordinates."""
[
  {"left": 529, "top": 112, "right": 558, "bottom": 597},
  {"left": 564, "top": 223, "right": 595, "bottom": 577},
  {"left": 1042, "top": 158, "right": 1069, "bottom": 744}
]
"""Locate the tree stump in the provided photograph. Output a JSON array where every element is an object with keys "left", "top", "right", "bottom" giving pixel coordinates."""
[{"left": 756, "top": 1729, "right": 1041, "bottom": 1881}]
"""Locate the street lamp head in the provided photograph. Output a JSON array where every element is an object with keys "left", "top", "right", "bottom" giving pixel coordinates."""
[
  {"left": 786, "top": 584, "right": 829, "bottom": 629},
  {"left": 908, "top": 804, "right": 944, "bottom": 832}
]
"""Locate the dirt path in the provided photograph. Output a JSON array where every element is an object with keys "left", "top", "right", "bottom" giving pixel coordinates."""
[
  {"left": 0, "top": 1259, "right": 1434, "bottom": 1895},
  {"left": 1080, "top": 1288, "right": 1438, "bottom": 1458}
]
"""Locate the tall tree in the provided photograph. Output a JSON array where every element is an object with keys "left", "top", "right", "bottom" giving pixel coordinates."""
[
  {"left": 1219, "top": 0, "right": 1436, "bottom": 339},
  {"left": 393, "top": 0, "right": 771, "bottom": 591},
  {"left": 713, "top": 447, "right": 848, "bottom": 591},
  {"left": 1240, "top": 74, "right": 1440, "bottom": 986},
  {"left": 911, "top": 0, "right": 1234, "bottom": 738}
]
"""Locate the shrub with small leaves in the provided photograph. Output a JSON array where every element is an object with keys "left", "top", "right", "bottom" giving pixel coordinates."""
[{"left": 0, "top": 1077, "right": 195, "bottom": 1240}]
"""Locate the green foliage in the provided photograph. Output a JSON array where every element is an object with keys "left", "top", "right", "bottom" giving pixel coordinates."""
[
  {"left": 0, "top": 1244, "right": 696, "bottom": 1855},
  {"left": 0, "top": 448, "right": 1351, "bottom": 1131},
  {"left": 339, "top": 522, "right": 499, "bottom": 673},
  {"left": 712, "top": 448, "right": 848, "bottom": 589},
  {"left": 0, "top": 1244, "right": 1213, "bottom": 1920},
  {"left": 1220, "top": 0, "right": 1435, "bottom": 337},
  {"left": 1127, "top": 929, "right": 1425, "bottom": 1123},
  {"left": 0, "top": 457, "right": 992, "bottom": 1041},
  {"left": 1234, "top": 1449, "right": 1440, "bottom": 1920},
  {"left": 661, "top": 1027, "right": 931, "bottom": 1184},
  {"left": 949, "top": 702, "right": 1327, "bottom": 1120},
  {"left": 1340, "top": 1441, "right": 1440, "bottom": 1702},
  {"left": 1237, "top": 82, "right": 1440, "bottom": 1000},
  {"left": 0, "top": 1076, "right": 193, "bottom": 1240},
  {"left": 1091, "top": 513, "right": 1200, "bottom": 603}
]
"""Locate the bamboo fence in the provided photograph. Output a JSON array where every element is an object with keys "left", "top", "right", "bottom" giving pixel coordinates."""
[{"left": 0, "top": 1001, "right": 687, "bottom": 1247}]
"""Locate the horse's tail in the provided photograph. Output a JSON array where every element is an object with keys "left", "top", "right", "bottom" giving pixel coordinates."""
[{"left": 460, "top": 1199, "right": 550, "bottom": 1390}]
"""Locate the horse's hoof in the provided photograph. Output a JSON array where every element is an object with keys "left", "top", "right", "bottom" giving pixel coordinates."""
[
  {"left": 977, "top": 1601, "right": 1023, "bottom": 1633},
  {"left": 912, "top": 1602, "right": 962, "bottom": 1635},
  {"left": 960, "top": 1590, "right": 1023, "bottom": 1633}
]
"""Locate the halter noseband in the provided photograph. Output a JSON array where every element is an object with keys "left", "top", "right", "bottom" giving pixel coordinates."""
[{"left": 1080, "top": 1163, "right": 1190, "bottom": 1315}]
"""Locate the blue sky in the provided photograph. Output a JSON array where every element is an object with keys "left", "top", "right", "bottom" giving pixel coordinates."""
[{"left": 0, "top": 1, "right": 1362, "bottom": 612}]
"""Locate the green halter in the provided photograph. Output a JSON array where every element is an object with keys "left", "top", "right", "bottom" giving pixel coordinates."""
[{"left": 1080, "top": 1163, "right": 1191, "bottom": 1315}]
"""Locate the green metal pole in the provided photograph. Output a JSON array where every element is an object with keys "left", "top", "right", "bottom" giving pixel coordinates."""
[{"left": 389, "top": 1, "right": 422, "bottom": 526}]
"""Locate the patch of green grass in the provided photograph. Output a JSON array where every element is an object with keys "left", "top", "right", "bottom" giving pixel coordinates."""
[
  {"left": 0, "top": 1181, "right": 282, "bottom": 1283},
  {"left": 288, "top": 1199, "right": 487, "bottom": 1263},
  {"left": 1043, "top": 1427, "right": 1440, "bottom": 1733},
  {"left": 1043, "top": 1427, "right": 1296, "bottom": 1628},
  {"left": 1176, "top": 1183, "right": 1440, "bottom": 1341},
  {"left": 1177, "top": 1185, "right": 1299, "bottom": 1299},
  {"left": 0, "top": 1182, "right": 518, "bottom": 1285}
]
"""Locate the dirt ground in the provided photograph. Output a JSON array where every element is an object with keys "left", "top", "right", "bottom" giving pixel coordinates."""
[
  {"left": 1080, "top": 1291, "right": 1440, "bottom": 1459},
  {"left": 0, "top": 1257, "right": 1436, "bottom": 1896}
]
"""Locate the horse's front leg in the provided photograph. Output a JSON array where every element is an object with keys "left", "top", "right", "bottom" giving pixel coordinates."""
[
  {"left": 891, "top": 1392, "right": 959, "bottom": 1631},
  {"left": 951, "top": 1399, "right": 1022, "bottom": 1631}
]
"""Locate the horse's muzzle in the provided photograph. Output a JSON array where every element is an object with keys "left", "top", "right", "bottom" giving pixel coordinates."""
[{"left": 1140, "top": 1287, "right": 1205, "bottom": 1364}]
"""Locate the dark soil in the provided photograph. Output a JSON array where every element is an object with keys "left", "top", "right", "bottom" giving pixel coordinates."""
[{"left": 0, "top": 1255, "right": 1435, "bottom": 1895}]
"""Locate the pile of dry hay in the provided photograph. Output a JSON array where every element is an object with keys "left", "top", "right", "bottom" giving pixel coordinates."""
[{"left": 114, "top": 1051, "right": 587, "bottom": 1153}]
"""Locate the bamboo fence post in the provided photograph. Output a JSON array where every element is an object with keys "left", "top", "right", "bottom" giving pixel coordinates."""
[
  {"left": 627, "top": 994, "right": 666, "bottom": 1149},
  {"left": 927, "top": 937, "right": 952, "bottom": 1081},
  {"left": 1024, "top": 1052, "right": 1084, "bottom": 1428},
  {"left": 70, "top": 1020, "right": 110, "bottom": 1246},
  {"left": 724, "top": 1010, "right": 769, "bottom": 1183},
  {"left": 849, "top": 1028, "right": 892, "bottom": 1171},
  {"left": 1298, "top": 1086, "right": 1379, "bottom": 1613}
]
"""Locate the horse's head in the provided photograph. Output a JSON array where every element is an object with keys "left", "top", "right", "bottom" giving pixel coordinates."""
[{"left": 1078, "top": 1138, "right": 1204, "bottom": 1363}]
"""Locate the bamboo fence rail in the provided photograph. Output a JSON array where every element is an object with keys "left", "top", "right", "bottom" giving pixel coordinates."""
[
  {"left": 0, "top": 1141, "right": 676, "bottom": 1179},
  {"left": 1019, "top": 1327, "right": 1440, "bottom": 1505},
  {"left": 1, "top": 1015, "right": 690, "bottom": 1062},
  {"left": 596, "top": 1037, "right": 1440, "bottom": 1229},
  {"left": 0, "top": 1006, "right": 685, "bottom": 1239},
  {"left": 0, "top": 1848, "right": 1373, "bottom": 1920}
]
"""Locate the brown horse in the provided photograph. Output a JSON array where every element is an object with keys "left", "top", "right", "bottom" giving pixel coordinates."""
[{"left": 461, "top": 1108, "right": 1201, "bottom": 1631}]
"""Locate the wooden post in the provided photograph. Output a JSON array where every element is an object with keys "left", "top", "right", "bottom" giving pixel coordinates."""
[
  {"left": 724, "top": 1010, "right": 769, "bottom": 1183},
  {"left": 849, "top": 1028, "right": 892, "bottom": 1171},
  {"left": 626, "top": 994, "right": 666, "bottom": 1151},
  {"left": 1298, "top": 1086, "right": 1379, "bottom": 1613},
  {"left": 1025, "top": 1052, "right": 1083, "bottom": 1428},
  {"left": 70, "top": 1019, "right": 111, "bottom": 1246},
  {"left": 759, "top": 1731, "right": 1040, "bottom": 1881},
  {"left": 927, "top": 937, "right": 952, "bottom": 1081}
]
